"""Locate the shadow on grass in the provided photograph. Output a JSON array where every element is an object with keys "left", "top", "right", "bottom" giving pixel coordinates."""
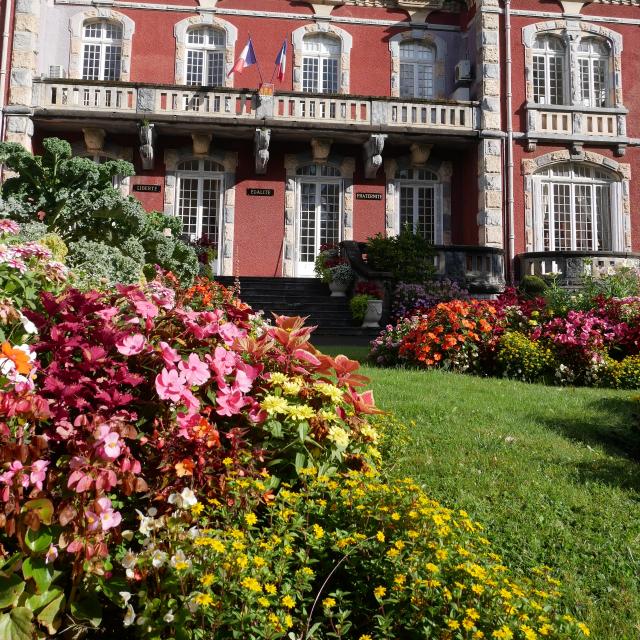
[{"left": 541, "top": 396, "right": 640, "bottom": 494}]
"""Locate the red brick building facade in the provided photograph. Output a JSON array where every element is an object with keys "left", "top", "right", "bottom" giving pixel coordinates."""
[{"left": 1, "top": 0, "right": 639, "bottom": 289}]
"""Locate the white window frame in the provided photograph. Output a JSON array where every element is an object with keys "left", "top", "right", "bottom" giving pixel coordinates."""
[
  {"left": 302, "top": 34, "right": 341, "bottom": 94},
  {"left": 394, "top": 168, "right": 443, "bottom": 244},
  {"left": 533, "top": 163, "right": 621, "bottom": 252},
  {"left": 185, "top": 26, "right": 226, "bottom": 87},
  {"left": 577, "top": 38, "right": 610, "bottom": 108},
  {"left": 82, "top": 20, "right": 123, "bottom": 81},
  {"left": 294, "top": 164, "right": 343, "bottom": 276},
  {"left": 399, "top": 41, "right": 436, "bottom": 99},
  {"left": 532, "top": 34, "right": 567, "bottom": 106},
  {"left": 175, "top": 160, "right": 225, "bottom": 270}
]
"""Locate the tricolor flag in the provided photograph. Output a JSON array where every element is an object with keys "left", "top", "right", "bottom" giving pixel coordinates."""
[
  {"left": 228, "top": 37, "right": 257, "bottom": 76},
  {"left": 274, "top": 40, "right": 287, "bottom": 82}
]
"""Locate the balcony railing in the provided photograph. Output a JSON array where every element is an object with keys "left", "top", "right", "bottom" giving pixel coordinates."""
[
  {"left": 525, "top": 103, "right": 628, "bottom": 147},
  {"left": 432, "top": 245, "right": 505, "bottom": 295},
  {"left": 516, "top": 251, "right": 640, "bottom": 287},
  {"left": 33, "top": 79, "right": 478, "bottom": 134}
]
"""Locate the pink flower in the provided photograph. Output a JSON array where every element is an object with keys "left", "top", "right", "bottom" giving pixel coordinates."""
[
  {"left": 95, "top": 497, "right": 122, "bottom": 531},
  {"left": 116, "top": 334, "right": 146, "bottom": 356},
  {"left": 0, "top": 219, "right": 20, "bottom": 235},
  {"left": 216, "top": 389, "right": 248, "bottom": 417},
  {"left": 45, "top": 545, "right": 58, "bottom": 564},
  {"left": 159, "top": 341, "right": 180, "bottom": 368},
  {"left": 178, "top": 353, "right": 210, "bottom": 386},
  {"left": 85, "top": 510, "right": 100, "bottom": 532},
  {"left": 102, "top": 432, "right": 122, "bottom": 459},
  {"left": 155, "top": 368, "right": 187, "bottom": 403},
  {"left": 133, "top": 299, "right": 159, "bottom": 320},
  {"left": 233, "top": 362, "right": 260, "bottom": 394},
  {"left": 218, "top": 322, "right": 246, "bottom": 346},
  {"left": 29, "top": 460, "right": 49, "bottom": 491}
]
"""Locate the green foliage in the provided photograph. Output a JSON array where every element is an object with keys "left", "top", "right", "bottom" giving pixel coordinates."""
[
  {"left": 349, "top": 293, "right": 370, "bottom": 322},
  {"left": 10, "top": 222, "right": 68, "bottom": 262},
  {"left": 0, "top": 138, "right": 197, "bottom": 285},
  {"left": 518, "top": 275, "right": 548, "bottom": 299},
  {"left": 580, "top": 266, "right": 640, "bottom": 301},
  {"left": 496, "top": 331, "right": 557, "bottom": 382},
  {"left": 366, "top": 227, "right": 435, "bottom": 283},
  {"left": 68, "top": 239, "right": 143, "bottom": 286}
]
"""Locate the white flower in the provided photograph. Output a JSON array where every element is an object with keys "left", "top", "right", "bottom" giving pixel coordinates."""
[
  {"left": 164, "top": 612, "right": 175, "bottom": 623},
  {"left": 167, "top": 487, "right": 197, "bottom": 509},
  {"left": 19, "top": 313, "right": 37, "bottom": 335},
  {"left": 147, "top": 507, "right": 158, "bottom": 517},
  {"left": 327, "top": 425, "right": 350, "bottom": 449},
  {"left": 121, "top": 529, "right": 134, "bottom": 541},
  {"left": 123, "top": 604, "right": 136, "bottom": 627},
  {"left": 119, "top": 591, "right": 132, "bottom": 605},
  {"left": 121, "top": 552, "right": 137, "bottom": 569},
  {"left": 151, "top": 550, "right": 168, "bottom": 568}
]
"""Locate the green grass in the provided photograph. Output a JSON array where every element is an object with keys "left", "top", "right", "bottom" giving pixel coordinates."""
[{"left": 320, "top": 345, "right": 640, "bottom": 639}]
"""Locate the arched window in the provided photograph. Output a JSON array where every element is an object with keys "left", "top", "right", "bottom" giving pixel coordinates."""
[
  {"left": 535, "top": 163, "right": 618, "bottom": 251},
  {"left": 82, "top": 20, "right": 123, "bottom": 81},
  {"left": 578, "top": 38, "right": 610, "bottom": 108},
  {"left": 302, "top": 34, "right": 341, "bottom": 94},
  {"left": 185, "top": 26, "right": 226, "bottom": 87},
  {"left": 176, "top": 160, "right": 224, "bottom": 248},
  {"left": 395, "top": 168, "right": 442, "bottom": 244},
  {"left": 399, "top": 41, "right": 436, "bottom": 99},
  {"left": 532, "top": 35, "right": 566, "bottom": 105}
]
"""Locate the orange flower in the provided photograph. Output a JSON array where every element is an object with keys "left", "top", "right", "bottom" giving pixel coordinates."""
[
  {"left": 1, "top": 342, "right": 32, "bottom": 375},
  {"left": 175, "top": 459, "right": 195, "bottom": 477}
]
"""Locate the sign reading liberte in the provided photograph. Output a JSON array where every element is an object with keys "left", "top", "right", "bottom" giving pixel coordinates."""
[
  {"left": 356, "top": 192, "right": 383, "bottom": 201},
  {"left": 247, "top": 188, "right": 275, "bottom": 197},
  {"left": 133, "top": 184, "right": 161, "bottom": 193}
]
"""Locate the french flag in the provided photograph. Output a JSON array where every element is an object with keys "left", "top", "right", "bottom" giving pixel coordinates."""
[
  {"left": 275, "top": 40, "right": 287, "bottom": 82},
  {"left": 228, "top": 38, "right": 257, "bottom": 76}
]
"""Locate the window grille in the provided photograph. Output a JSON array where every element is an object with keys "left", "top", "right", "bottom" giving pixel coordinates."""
[
  {"left": 577, "top": 38, "right": 610, "bottom": 108},
  {"left": 185, "top": 27, "right": 226, "bottom": 87},
  {"left": 302, "top": 34, "right": 340, "bottom": 94},
  {"left": 82, "top": 21, "right": 123, "bottom": 81},
  {"left": 399, "top": 41, "right": 435, "bottom": 99},
  {"left": 395, "top": 168, "right": 441, "bottom": 244}
]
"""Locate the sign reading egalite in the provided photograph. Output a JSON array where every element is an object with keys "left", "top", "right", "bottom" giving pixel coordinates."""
[
  {"left": 133, "top": 184, "right": 161, "bottom": 193},
  {"left": 247, "top": 188, "right": 275, "bottom": 197},
  {"left": 356, "top": 192, "right": 383, "bottom": 201}
]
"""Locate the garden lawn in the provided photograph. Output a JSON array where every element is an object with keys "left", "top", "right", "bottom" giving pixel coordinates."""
[{"left": 323, "top": 349, "right": 640, "bottom": 640}]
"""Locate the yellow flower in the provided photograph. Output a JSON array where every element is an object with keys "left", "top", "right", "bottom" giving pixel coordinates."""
[
  {"left": 577, "top": 623, "right": 590, "bottom": 637},
  {"left": 284, "top": 614, "right": 293, "bottom": 629},
  {"left": 253, "top": 556, "right": 266, "bottom": 567},
  {"left": 327, "top": 425, "right": 350, "bottom": 448},
  {"left": 285, "top": 404, "right": 316, "bottom": 421},
  {"left": 314, "top": 382, "right": 344, "bottom": 404},
  {"left": 312, "top": 524, "right": 325, "bottom": 539},
  {"left": 386, "top": 548, "right": 400, "bottom": 558},
  {"left": 473, "top": 632, "right": 485, "bottom": 639},
  {"left": 265, "top": 583, "right": 277, "bottom": 595},
  {"left": 376, "top": 531, "right": 385, "bottom": 542},
  {"left": 538, "top": 624, "right": 552, "bottom": 636},
  {"left": 258, "top": 597, "right": 270, "bottom": 607},
  {"left": 521, "top": 625, "right": 537, "bottom": 640},
  {"left": 191, "top": 502, "right": 204, "bottom": 515},
  {"left": 425, "top": 563, "right": 439, "bottom": 573},
  {"left": 391, "top": 512, "right": 401, "bottom": 521},
  {"left": 281, "top": 595, "right": 295, "bottom": 609},
  {"left": 463, "top": 619, "right": 475, "bottom": 631},
  {"left": 435, "top": 549, "right": 448, "bottom": 561},
  {"left": 268, "top": 372, "right": 288, "bottom": 385},
  {"left": 373, "top": 586, "right": 386, "bottom": 599},
  {"left": 359, "top": 636, "right": 373, "bottom": 640},
  {"left": 447, "top": 620, "right": 460, "bottom": 630},
  {"left": 322, "top": 597, "right": 336, "bottom": 609},
  {"left": 193, "top": 593, "right": 213, "bottom": 607},
  {"left": 261, "top": 395, "right": 290, "bottom": 415},
  {"left": 240, "top": 577, "right": 262, "bottom": 593},
  {"left": 174, "top": 561, "right": 189, "bottom": 571},
  {"left": 200, "top": 574, "right": 214, "bottom": 587},
  {"left": 244, "top": 513, "right": 258, "bottom": 526},
  {"left": 222, "top": 457, "right": 234, "bottom": 466},
  {"left": 492, "top": 627, "right": 514, "bottom": 640},
  {"left": 283, "top": 380, "right": 303, "bottom": 396}
]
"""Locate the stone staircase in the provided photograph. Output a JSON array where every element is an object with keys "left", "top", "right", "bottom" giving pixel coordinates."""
[{"left": 215, "top": 277, "right": 380, "bottom": 346}]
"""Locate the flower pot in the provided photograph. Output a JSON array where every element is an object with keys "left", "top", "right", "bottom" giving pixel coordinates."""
[
  {"left": 329, "top": 280, "right": 349, "bottom": 297},
  {"left": 362, "top": 299, "right": 383, "bottom": 327}
]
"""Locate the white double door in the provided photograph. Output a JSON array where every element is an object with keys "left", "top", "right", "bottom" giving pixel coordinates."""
[{"left": 295, "top": 179, "right": 342, "bottom": 277}]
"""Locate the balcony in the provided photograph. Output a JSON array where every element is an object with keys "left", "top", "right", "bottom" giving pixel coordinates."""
[
  {"left": 516, "top": 251, "right": 640, "bottom": 287},
  {"left": 524, "top": 103, "right": 629, "bottom": 154},
  {"left": 32, "top": 79, "right": 479, "bottom": 138},
  {"left": 432, "top": 245, "right": 505, "bottom": 295}
]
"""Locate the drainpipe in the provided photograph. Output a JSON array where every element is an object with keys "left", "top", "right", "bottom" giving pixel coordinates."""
[
  {"left": 504, "top": 0, "right": 515, "bottom": 283},
  {"left": 0, "top": 0, "right": 13, "bottom": 145}
]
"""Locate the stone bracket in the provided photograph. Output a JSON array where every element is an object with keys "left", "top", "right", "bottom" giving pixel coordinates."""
[
  {"left": 83, "top": 127, "right": 106, "bottom": 155},
  {"left": 570, "top": 141, "right": 584, "bottom": 159},
  {"left": 410, "top": 143, "right": 433, "bottom": 167},
  {"left": 139, "top": 123, "right": 155, "bottom": 171},
  {"left": 363, "top": 134, "right": 387, "bottom": 180},
  {"left": 192, "top": 133, "right": 212, "bottom": 157},
  {"left": 255, "top": 128, "right": 271, "bottom": 175},
  {"left": 526, "top": 137, "right": 537, "bottom": 153},
  {"left": 311, "top": 138, "right": 333, "bottom": 163},
  {"left": 308, "top": 0, "right": 344, "bottom": 17}
]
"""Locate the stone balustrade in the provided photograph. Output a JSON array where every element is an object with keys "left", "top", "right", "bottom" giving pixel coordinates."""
[
  {"left": 33, "top": 79, "right": 478, "bottom": 134},
  {"left": 432, "top": 245, "right": 505, "bottom": 295},
  {"left": 516, "top": 251, "right": 640, "bottom": 287}
]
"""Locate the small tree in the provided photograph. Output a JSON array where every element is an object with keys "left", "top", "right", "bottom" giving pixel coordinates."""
[{"left": 0, "top": 138, "right": 198, "bottom": 285}]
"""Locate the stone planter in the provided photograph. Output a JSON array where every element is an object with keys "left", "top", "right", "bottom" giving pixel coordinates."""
[
  {"left": 362, "top": 298, "right": 383, "bottom": 327},
  {"left": 329, "top": 280, "right": 349, "bottom": 297}
]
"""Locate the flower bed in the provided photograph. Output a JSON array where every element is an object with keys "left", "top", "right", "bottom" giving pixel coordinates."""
[
  {"left": 0, "top": 222, "right": 589, "bottom": 638},
  {"left": 371, "top": 282, "right": 640, "bottom": 388}
]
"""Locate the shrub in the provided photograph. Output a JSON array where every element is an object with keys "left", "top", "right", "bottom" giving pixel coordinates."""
[
  {"left": 350, "top": 293, "right": 370, "bottom": 323},
  {"left": 497, "top": 331, "right": 556, "bottom": 383},
  {"left": 392, "top": 279, "right": 469, "bottom": 321},
  {"left": 114, "top": 471, "right": 590, "bottom": 640},
  {"left": 399, "top": 300, "right": 499, "bottom": 373},
  {"left": 519, "top": 275, "right": 548, "bottom": 299},
  {"left": 369, "top": 317, "right": 419, "bottom": 367},
  {"left": 366, "top": 228, "right": 435, "bottom": 283}
]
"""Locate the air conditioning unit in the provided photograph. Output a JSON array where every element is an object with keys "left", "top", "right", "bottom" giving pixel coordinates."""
[
  {"left": 48, "top": 65, "right": 66, "bottom": 79},
  {"left": 455, "top": 60, "right": 472, "bottom": 83}
]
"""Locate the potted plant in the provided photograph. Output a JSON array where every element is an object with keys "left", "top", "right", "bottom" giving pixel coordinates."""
[
  {"left": 350, "top": 281, "right": 384, "bottom": 327},
  {"left": 194, "top": 234, "right": 219, "bottom": 277},
  {"left": 315, "top": 245, "right": 354, "bottom": 297}
]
